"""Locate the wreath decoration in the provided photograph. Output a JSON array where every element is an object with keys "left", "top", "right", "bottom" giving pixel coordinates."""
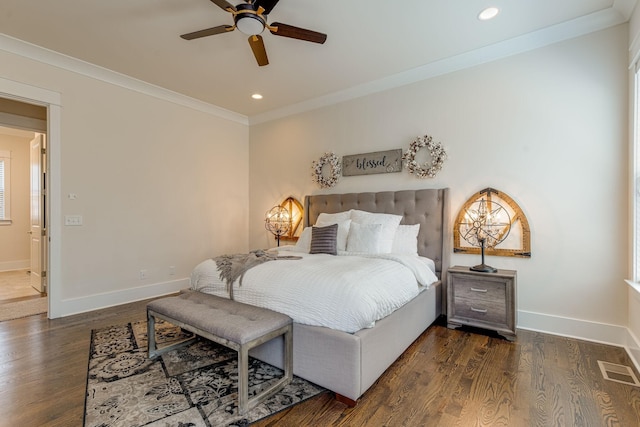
[
  {"left": 402, "top": 135, "right": 447, "bottom": 178},
  {"left": 312, "top": 152, "right": 341, "bottom": 188}
]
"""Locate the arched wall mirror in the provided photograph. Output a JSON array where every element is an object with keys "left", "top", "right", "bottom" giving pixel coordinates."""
[{"left": 281, "top": 196, "right": 303, "bottom": 241}]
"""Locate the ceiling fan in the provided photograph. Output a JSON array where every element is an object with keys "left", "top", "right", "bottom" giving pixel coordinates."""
[{"left": 181, "top": 0, "right": 327, "bottom": 66}]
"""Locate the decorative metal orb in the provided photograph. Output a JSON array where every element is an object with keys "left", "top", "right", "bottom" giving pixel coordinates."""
[
  {"left": 265, "top": 205, "right": 291, "bottom": 240},
  {"left": 459, "top": 198, "right": 511, "bottom": 249}
]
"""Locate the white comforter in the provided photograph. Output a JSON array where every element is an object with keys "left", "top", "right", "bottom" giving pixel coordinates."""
[{"left": 190, "top": 249, "right": 439, "bottom": 333}]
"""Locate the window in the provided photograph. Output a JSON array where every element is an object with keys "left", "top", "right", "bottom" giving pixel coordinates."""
[
  {"left": 628, "top": 63, "right": 640, "bottom": 292},
  {"left": 0, "top": 150, "right": 10, "bottom": 224}
]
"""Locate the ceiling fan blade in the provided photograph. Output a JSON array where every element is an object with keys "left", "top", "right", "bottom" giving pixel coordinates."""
[
  {"left": 209, "top": 0, "right": 236, "bottom": 12},
  {"left": 180, "top": 25, "right": 234, "bottom": 40},
  {"left": 248, "top": 35, "right": 269, "bottom": 66},
  {"left": 269, "top": 22, "right": 327, "bottom": 44},
  {"left": 253, "top": 0, "right": 280, "bottom": 15}
]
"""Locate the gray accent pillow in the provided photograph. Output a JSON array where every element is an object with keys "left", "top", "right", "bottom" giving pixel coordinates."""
[{"left": 310, "top": 223, "right": 338, "bottom": 255}]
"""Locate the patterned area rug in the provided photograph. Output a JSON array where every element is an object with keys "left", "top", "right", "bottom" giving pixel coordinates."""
[{"left": 84, "top": 320, "right": 326, "bottom": 426}]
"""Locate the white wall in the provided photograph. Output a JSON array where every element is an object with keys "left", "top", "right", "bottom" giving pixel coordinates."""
[
  {"left": 0, "top": 132, "right": 31, "bottom": 270},
  {"left": 249, "top": 25, "right": 629, "bottom": 342},
  {"left": 0, "top": 48, "right": 250, "bottom": 315}
]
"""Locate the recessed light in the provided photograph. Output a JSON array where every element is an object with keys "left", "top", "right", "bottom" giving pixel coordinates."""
[
  {"left": 478, "top": 7, "right": 499, "bottom": 21},
  {"left": 251, "top": 93, "right": 263, "bottom": 100}
]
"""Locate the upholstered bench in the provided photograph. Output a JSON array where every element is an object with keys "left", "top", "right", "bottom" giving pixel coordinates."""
[{"left": 146, "top": 291, "right": 293, "bottom": 415}]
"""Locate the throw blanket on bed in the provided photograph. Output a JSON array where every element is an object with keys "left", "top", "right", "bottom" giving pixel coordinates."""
[
  {"left": 214, "top": 250, "right": 301, "bottom": 299},
  {"left": 214, "top": 250, "right": 275, "bottom": 299}
]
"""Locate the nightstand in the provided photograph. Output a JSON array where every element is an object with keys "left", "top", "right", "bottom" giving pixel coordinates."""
[{"left": 447, "top": 265, "right": 517, "bottom": 341}]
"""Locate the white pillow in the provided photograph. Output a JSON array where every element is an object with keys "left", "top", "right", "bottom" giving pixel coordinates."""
[
  {"left": 315, "top": 218, "right": 352, "bottom": 251},
  {"left": 316, "top": 210, "right": 352, "bottom": 224},
  {"left": 350, "top": 210, "right": 402, "bottom": 253},
  {"left": 346, "top": 222, "right": 384, "bottom": 253},
  {"left": 392, "top": 224, "right": 420, "bottom": 255},
  {"left": 293, "top": 227, "right": 312, "bottom": 253}
]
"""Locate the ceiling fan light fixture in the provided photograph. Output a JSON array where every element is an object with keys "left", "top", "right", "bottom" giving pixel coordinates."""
[
  {"left": 236, "top": 15, "right": 266, "bottom": 35},
  {"left": 234, "top": 3, "right": 266, "bottom": 35},
  {"left": 180, "top": 0, "right": 327, "bottom": 66},
  {"left": 478, "top": 7, "right": 500, "bottom": 21}
]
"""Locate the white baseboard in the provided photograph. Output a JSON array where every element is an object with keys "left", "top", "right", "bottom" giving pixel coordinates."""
[
  {"left": 0, "top": 259, "right": 30, "bottom": 272},
  {"left": 624, "top": 328, "right": 640, "bottom": 374},
  {"left": 52, "top": 278, "right": 190, "bottom": 318},
  {"left": 518, "top": 309, "right": 640, "bottom": 373}
]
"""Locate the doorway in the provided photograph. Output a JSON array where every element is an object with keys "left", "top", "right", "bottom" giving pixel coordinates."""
[
  {"left": 0, "top": 77, "right": 61, "bottom": 319},
  {"left": 0, "top": 100, "right": 48, "bottom": 319}
]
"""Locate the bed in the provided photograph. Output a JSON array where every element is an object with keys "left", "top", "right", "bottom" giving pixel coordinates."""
[{"left": 190, "top": 188, "right": 450, "bottom": 405}]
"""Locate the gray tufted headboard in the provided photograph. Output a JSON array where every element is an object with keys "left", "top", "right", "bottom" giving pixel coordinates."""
[{"left": 304, "top": 188, "right": 450, "bottom": 282}]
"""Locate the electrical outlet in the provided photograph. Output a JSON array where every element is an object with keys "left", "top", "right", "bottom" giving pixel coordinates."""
[
  {"left": 139, "top": 269, "right": 148, "bottom": 280},
  {"left": 64, "top": 215, "right": 83, "bottom": 226},
  {"left": 169, "top": 266, "right": 176, "bottom": 276}
]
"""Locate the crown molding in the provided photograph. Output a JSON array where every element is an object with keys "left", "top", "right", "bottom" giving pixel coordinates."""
[
  {"left": 0, "top": 34, "right": 248, "bottom": 126},
  {"left": 614, "top": 0, "right": 637, "bottom": 20},
  {"left": 249, "top": 4, "right": 632, "bottom": 125}
]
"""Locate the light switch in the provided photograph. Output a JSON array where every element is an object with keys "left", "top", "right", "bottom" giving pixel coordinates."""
[{"left": 65, "top": 215, "right": 83, "bottom": 226}]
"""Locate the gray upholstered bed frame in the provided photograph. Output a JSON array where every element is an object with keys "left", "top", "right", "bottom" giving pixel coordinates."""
[{"left": 249, "top": 188, "right": 450, "bottom": 405}]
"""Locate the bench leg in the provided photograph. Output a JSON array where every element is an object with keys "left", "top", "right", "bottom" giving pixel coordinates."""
[
  {"left": 237, "top": 324, "right": 293, "bottom": 416},
  {"left": 284, "top": 327, "right": 293, "bottom": 383},
  {"left": 238, "top": 345, "right": 249, "bottom": 415},
  {"left": 147, "top": 309, "right": 157, "bottom": 358},
  {"left": 147, "top": 309, "right": 198, "bottom": 359}
]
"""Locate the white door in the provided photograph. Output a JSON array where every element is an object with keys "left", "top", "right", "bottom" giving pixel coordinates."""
[{"left": 30, "top": 133, "right": 46, "bottom": 293}]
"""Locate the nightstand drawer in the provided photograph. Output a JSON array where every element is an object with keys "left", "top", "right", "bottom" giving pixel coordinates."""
[
  {"left": 453, "top": 276, "right": 506, "bottom": 304},
  {"left": 453, "top": 294, "right": 506, "bottom": 324}
]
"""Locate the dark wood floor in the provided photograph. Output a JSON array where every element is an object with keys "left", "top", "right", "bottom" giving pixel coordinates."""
[{"left": 1, "top": 298, "right": 639, "bottom": 426}]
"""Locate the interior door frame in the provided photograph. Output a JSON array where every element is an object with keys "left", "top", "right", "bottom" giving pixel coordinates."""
[{"left": 0, "top": 77, "right": 62, "bottom": 318}]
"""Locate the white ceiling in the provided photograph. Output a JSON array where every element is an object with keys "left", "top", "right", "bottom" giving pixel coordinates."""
[{"left": 0, "top": 0, "right": 635, "bottom": 121}]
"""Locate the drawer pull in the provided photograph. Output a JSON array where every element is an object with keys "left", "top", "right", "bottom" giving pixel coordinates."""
[
  {"left": 470, "top": 287, "right": 488, "bottom": 293},
  {"left": 470, "top": 307, "right": 488, "bottom": 313}
]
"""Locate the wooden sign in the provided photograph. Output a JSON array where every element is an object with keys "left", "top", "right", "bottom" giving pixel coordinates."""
[{"left": 342, "top": 149, "right": 402, "bottom": 176}]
